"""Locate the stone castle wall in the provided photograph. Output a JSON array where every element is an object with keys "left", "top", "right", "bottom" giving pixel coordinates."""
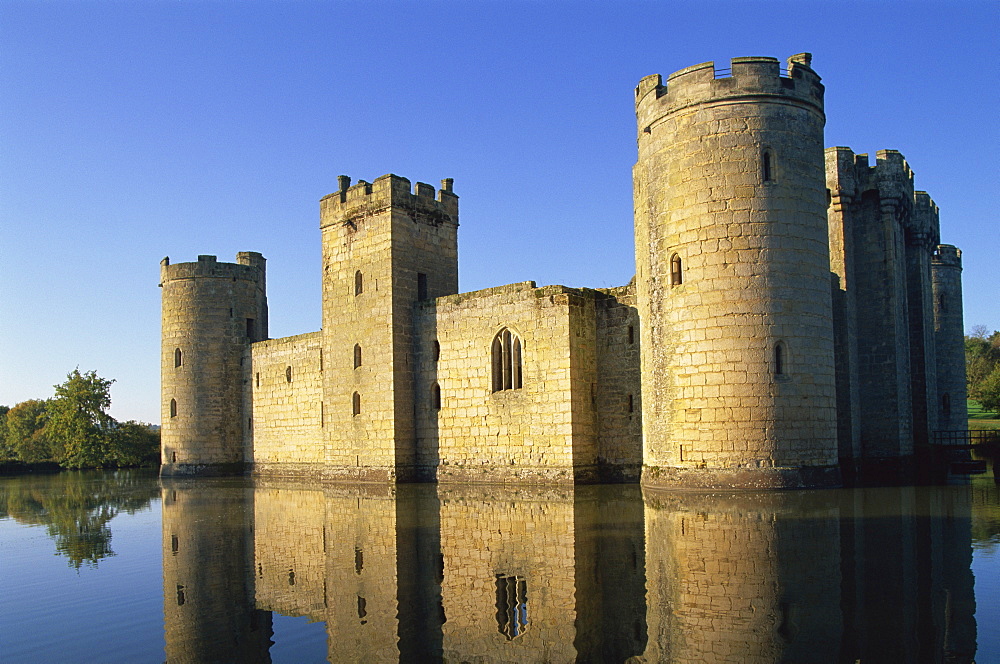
[
  {"left": 413, "top": 282, "right": 599, "bottom": 484},
  {"left": 161, "top": 52, "right": 968, "bottom": 488},
  {"left": 594, "top": 285, "right": 642, "bottom": 480},
  {"left": 246, "top": 331, "right": 324, "bottom": 473}
]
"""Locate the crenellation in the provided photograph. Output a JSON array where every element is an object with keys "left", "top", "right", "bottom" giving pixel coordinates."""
[{"left": 162, "top": 52, "right": 967, "bottom": 489}]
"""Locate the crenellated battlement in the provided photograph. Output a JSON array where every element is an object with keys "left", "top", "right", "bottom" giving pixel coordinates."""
[
  {"left": 873, "top": 150, "right": 915, "bottom": 203},
  {"left": 319, "top": 173, "right": 458, "bottom": 229},
  {"left": 911, "top": 192, "right": 941, "bottom": 244},
  {"left": 635, "top": 53, "right": 823, "bottom": 132},
  {"left": 932, "top": 244, "right": 962, "bottom": 268},
  {"left": 159, "top": 252, "right": 266, "bottom": 287}
]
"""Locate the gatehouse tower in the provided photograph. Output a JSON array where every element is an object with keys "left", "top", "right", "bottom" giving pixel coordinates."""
[{"left": 633, "top": 53, "right": 840, "bottom": 488}]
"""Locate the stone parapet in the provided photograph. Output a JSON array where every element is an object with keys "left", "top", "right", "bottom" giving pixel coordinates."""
[{"left": 320, "top": 174, "right": 458, "bottom": 229}]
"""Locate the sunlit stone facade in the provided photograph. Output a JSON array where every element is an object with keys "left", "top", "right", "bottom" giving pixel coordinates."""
[{"left": 160, "top": 53, "right": 966, "bottom": 488}]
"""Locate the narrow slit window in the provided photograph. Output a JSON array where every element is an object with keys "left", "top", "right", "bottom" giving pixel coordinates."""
[
  {"left": 774, "top": 342, "right": 786, "bottom": 376},
  {"left": 246, "top": 318, "right": 255, "bottom": 340},
  {"left": 352, "top": 392, "right": 361, "bottom": 416},
  {"left": 627, "top": 394, "right": 634, "bottom": 413},
  {"left": 491, "top": 328, "right": 523, "bottom": 392},
  {"left": 627, "top": 325, "right": 634, "bottom": 345},
  {"left": 286, "top": 366, "right": 292, "bottom": 383},
  {"left": 670, "top": 254, "right": 682, "bottom": 286},
  {"left": 942, "top": 393, "right": 952, "bottom": 418},
  {"left": 431, "top": 382, "right": 441, "bottom": 410},
  {"left": 433, "top": 340, "right": 440, "bottom": 362},
  {"left": 354, "top": 344, "right": 362, "bottom": 369},
  {"left": 355, "top": 270, "right": 363, "bottom": 296},
  {"left": 762, "top": 149, "right": 774, "bottom": 182},
  {"left": 255, "top": 372, "right": 260, "bottom": 388},
  {"left": 417, "top": 272, "right": 428, "bottom": 301},
  {"left": 169, "top": 399, "right": 177, "bottom": 418},
  {"left": 174, "top": 348, "right": 183, "bottom": 368}
]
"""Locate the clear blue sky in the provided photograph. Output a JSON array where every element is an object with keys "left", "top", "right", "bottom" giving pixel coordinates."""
[{"left": 2, "top": 1, "right": 997, "bottom": 424}]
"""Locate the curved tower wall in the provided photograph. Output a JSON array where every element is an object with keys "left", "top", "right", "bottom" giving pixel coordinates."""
[
  {"left": 160, "top": 252, "right": 267, "bottom": 476},
  {"left": 931, "top": 245, "right": 967, "bottom": 431},
  {"left": 634, "top": 54, "right": 839, "bottom": 488}
]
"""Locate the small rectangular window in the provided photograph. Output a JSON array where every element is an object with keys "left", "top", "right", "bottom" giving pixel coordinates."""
[
  {"left": 246, "top": 318, "right": 255, "bottom": 340},
  {"left": 417, "top": 273, "right": 428, "bottom": 301}
]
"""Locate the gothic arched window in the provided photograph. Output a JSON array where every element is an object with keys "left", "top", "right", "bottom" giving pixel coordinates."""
[
  {"left": 174, "top": 348, "right": 183, "bottom": 368},
  {"left": 355, "top": 270, "right": 363, "bottom": 296},
  {"left": 491, "top": 328, "right": 523, "bottom": 392}
]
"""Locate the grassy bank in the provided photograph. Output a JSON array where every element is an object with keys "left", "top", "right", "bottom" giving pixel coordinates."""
[{"left": 969, "top": 399, "right": 1000, "bottom": 431}]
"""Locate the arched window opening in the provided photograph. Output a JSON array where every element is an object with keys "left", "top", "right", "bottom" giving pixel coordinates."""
[
  {"left": 491, "top": 328, "right": 523, "bottom": 392},
  {"left": 627, "top": 325, "right": 634, "bottom": 345},
  {"left": 670, "top": 254, "right": 682, "bottom": 286},
  {"left": 352, "top": 392, "right": 361, "bottom": 416},
  {"left": 174, "top": 348, "right": 183, "bottom": 368},
  {"left": 169, "top": 399, "right": 177, "bottom": 418},
  {"left": 762, "top": 149, "right": 774, "bottom": 182},
  {"left": 354, "top": 344, "right": 362, "bottom": 369},
  {"left": 942, "top": 393, "right": 952, "bottom": 418},
  {"left": 431, "top": 382, "right": 441, "bottom": 410},
  {"left": 285, "top": 366, "right": 292, "bottom": 383},
  {"left": 355, "top": 270, "right": 364, "bottom": 296},
  {"left": 774, "top": 342, "right": 786, "bottom": 377},
  {"left": 495, "top": 574, "right": 529, "bottom": 640}
]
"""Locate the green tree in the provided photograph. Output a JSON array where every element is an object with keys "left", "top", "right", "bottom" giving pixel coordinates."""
[
  {"left": 0, "top": 405, "right": 11, "bottom": 461},
  {"left": 46, "top": 369, "right": 116, "bottom": 469},
  {"left": 966, "top": 328, "right": 1000, "bottom": 414},
  {"left": 6, "top": 399, "right": 53, "bottom": 462},
  {"left": 110, "top": 420, "right": 160, "bottom": 467}
]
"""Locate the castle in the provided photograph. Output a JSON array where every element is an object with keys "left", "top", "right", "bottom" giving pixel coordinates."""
[{"left": 160, "top": 53, "right": 967, "bottom": 488}]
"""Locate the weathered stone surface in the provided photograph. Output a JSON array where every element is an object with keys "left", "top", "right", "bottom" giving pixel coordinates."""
[{"left": 160, "top": 53, "right": 967, "bottom": 489}]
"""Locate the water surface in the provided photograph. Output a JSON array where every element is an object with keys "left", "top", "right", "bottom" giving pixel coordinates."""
[{"left": 1, "top": 463, "right": 997, "bottom": 663}]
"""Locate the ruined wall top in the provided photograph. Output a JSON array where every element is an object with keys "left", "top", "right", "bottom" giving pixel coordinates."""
[
  {"left": 635, "top": 53, "right": 823, "bottom": 131},
  {"left": 159, "top": 252, "right": 266, "bottom": 287},
  {"left": 319, "top": 173, "right": 459, "bottom": 229}
]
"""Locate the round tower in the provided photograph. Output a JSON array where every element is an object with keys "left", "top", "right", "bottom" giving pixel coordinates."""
[
  {"left": 160, "top": 252, "right": 267, "bottom": 476},
  {"left": 931, "top": 244, "right": 967, "bottom": 432},
  {"left": 633, "top": 54, "right": 840, "bottom": 488}
]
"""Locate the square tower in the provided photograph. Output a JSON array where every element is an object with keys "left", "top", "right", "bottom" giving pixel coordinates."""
[{"left": 319, "top": 175, "right": 459, "bottom": 481}]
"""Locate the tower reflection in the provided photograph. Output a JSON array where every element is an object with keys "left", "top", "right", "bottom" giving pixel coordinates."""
[{"left": 161, "top": 481, "right": 975, "bottom": 663}]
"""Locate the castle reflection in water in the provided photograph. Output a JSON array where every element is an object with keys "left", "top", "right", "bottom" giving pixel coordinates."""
[{"left": 161, "top": 480, "right": 977, "bottom": 663}]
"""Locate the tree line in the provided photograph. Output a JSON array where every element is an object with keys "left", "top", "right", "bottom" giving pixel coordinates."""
[
  {"left": 0, "top": 369, "right": 159, "bottom": 469},
  {"left": 966, "top": 326, "right": 1000, "bottom": 414}
]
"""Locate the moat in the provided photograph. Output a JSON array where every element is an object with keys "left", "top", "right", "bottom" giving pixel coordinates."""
[{"left": 2, "top": 463, "right": 998, "bottom": 663}]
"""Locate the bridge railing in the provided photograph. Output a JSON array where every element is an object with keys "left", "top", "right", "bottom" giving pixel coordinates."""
[{"left": 931, "top": 430, "right": 1000, "bottom": 447}]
